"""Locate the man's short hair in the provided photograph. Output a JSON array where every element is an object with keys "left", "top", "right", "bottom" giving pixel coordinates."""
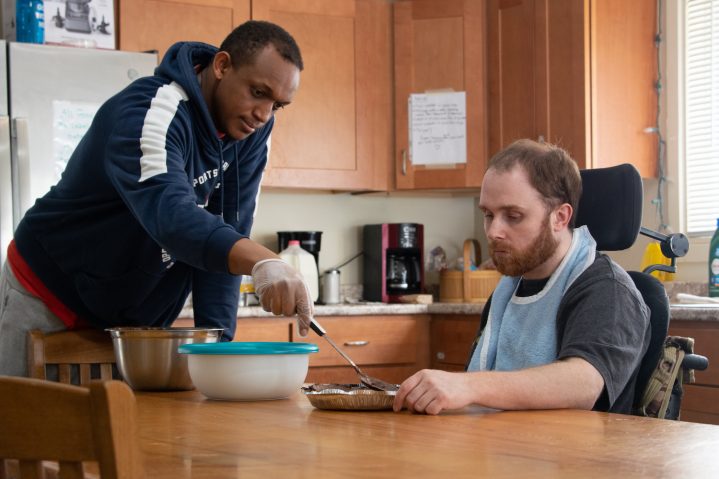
[
  {"left": 487, "top": 139, "right": 582, "bottom": 227},
  {"left": 220, "top": 20, "right": 304, "bottom": 71}
]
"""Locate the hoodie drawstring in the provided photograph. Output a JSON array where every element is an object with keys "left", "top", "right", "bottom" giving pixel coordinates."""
[
  {"left": 235, "top": 144, "right": 240, "bottom": 223},
  {"left": 219, "top": 143, "right": 240, "bottom": 225},
  {"left": 218, "top": 140, "right": 224, "bottom": 221}
]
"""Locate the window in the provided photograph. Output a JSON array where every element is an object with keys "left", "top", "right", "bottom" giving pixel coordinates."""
[{"left": 684, "top": 0, "right": 719, "bottom": 234}]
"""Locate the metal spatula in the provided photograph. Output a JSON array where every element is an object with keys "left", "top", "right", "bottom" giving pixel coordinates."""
[{"left": 309, "top": 319, "right": 398, "bottom": 391}]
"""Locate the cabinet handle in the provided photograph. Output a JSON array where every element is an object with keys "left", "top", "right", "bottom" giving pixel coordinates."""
[
  {"left": 401, "top": 149, "right": 407, "bottom": 176},
  {"left": 436, "top": 352, "right": 446, "bottom": 360},
  {"left": 344, "top": 340, "right": 369, "bottom": 347}
]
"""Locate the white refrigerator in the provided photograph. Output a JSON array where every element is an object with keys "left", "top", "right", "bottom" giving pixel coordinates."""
[{"left": 0, "top": 41, "right": 157, "bottom": 264}]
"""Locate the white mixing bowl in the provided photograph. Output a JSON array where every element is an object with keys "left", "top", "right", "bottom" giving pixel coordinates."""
[{"left": 178, "top": 342, "right": 319, "bottom": 400}]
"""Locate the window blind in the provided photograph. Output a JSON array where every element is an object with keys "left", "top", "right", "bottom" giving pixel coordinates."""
[{"left": 685, "top": 0, "right": 719, "bottom": 234}]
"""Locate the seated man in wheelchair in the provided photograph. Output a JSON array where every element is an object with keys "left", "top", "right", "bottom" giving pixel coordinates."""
[{"left": 393, "top": 139, "right": 651, "bottom": 415}]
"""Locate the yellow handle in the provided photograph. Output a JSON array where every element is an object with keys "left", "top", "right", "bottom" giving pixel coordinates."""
[{"left": 640, "top": 243, "right": 673, "bottom": 282}]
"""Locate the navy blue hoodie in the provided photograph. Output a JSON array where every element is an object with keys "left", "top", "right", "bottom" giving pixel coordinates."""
[{"left": 14, "top": 42, "right": 273, "bottom": 339}]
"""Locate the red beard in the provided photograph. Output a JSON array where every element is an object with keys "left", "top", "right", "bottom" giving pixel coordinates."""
[{"left": 489, "top": 214, "right": 558, "bottom": 277}]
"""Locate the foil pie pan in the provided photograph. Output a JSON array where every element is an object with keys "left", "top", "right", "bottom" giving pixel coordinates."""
[{"left": 302, "top": 383, "right": 398, "bottom": 411}]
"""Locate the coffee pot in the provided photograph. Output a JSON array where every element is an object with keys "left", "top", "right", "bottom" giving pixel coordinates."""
[{"left": 363, "top": 223, "right": 424, "bottom": 302}]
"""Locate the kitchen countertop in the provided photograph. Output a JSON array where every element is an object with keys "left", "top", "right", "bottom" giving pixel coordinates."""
[
  {"left": 182, "top": 301, "right": 719, "bottom": 321},
  {"left": 667, "top": 303, "right": 719, "bottom": 321},
  {"left": 236, "top": 301, "right": 486, "bottom": 317}
]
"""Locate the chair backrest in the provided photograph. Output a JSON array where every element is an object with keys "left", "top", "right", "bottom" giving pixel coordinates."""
[
  {"left": 27, "top": 329, "right": 116, "bottom": 385},
  {"left": 575, "top": 163, "right": 643, "bottom": 251},
  {"left": 574, "top": 164, "right": 666, "bottom": 411},
  {"left": 0, "top": 377, "right": 144, "bottom": 479}
]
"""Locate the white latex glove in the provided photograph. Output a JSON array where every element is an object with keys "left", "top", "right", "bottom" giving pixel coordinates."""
[{"left": 252, "top": 258, "right": 314, "bottom": 336}]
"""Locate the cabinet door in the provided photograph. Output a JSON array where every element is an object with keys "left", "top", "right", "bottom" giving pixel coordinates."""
[
  {"left": 394, "top": 0, "right": 487, "bottom": 190},
  {"left": 590, "top": 0, "right": 657, "bottom": 177},
  {"left": 430, "top": 314, "right": 480, "bottom": 370},
  {"left": 487, "top": 0, "right": 657, "bottom": 176},
  {"left": 119, "top": 0, "right": 250, "bottom": 57},
  {"left": 669, "top": 321, "right": 719, "bottom": 425},
  {"left": 253, "top": 0, "right": 392, "bottom": 191},
  {"left": 487, "top": 0, "right": 587, "bottom": 166}
]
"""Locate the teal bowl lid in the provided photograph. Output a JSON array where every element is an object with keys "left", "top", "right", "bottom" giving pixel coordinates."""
[{"left": 178, "top": 342, "right": 319, "bottom": 355}]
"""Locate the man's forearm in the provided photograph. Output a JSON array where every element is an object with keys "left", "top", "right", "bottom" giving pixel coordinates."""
[
  {"left": 468, "top": 357, "right": 604, "bottom": 410},
  {"left": 227, "top": 238, "right": 280, "bottom": 275}
]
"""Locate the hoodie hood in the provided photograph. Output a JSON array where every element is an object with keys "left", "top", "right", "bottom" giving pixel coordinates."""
[{"left": 155, "top": 42, "right": 222, "bottom": 145}]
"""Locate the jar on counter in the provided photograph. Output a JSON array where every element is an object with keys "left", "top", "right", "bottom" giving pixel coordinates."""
[
  {"left": 321, "top": 269, "right": 341, "bottom": 305},
  {"left": 239, "top": 275, "right": 257, "bottom": 307}
]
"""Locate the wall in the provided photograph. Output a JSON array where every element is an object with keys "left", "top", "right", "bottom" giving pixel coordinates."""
[{"left": 252, "top": 191, "right": 478, "bottom": 289}]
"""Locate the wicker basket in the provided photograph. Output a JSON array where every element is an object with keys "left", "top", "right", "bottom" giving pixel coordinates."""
[{"left": 439, "top": 239, "right": 501, "bottom": 303}]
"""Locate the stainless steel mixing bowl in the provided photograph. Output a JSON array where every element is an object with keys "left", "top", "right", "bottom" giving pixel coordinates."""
[{"left": 106, "top": 327, "right": 223, "bottom": 391}]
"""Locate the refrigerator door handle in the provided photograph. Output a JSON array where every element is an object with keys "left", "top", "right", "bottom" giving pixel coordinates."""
[
  {"left": 12, "top": 117, "right": 30, "bottom": 223},
  {"left": 0, "top": 116, "right": 11, "bottom": 264}
]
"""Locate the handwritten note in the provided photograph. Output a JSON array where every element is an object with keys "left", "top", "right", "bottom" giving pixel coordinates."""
[
  {"left": 409, "top": 92, "right": 466, "bottom": 166},
  {"left": 52, "top": 100, "right": 100, "bottom": 180}
]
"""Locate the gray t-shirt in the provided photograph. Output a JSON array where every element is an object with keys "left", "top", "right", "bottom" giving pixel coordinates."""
[{"left": 469, "top": 252, "right": 651, "bottom": 414}]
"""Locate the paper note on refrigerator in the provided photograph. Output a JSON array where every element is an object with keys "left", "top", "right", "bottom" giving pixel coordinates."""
[
  {"left": 52, "top": 100, "right": 100, "bottom": 180},
  {"left": 409, "top": 91, "right": 466, "bottom": 166}
]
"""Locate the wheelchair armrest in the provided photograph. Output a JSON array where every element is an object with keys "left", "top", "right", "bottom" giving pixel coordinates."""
[{"left": 682, "top": 353, "right": 709, "bottom": 371}]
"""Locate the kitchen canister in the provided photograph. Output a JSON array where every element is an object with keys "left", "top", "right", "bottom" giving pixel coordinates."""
[
  {"left": 439, "top": 239, "right": 501, "bottom": 303},
  {"left": 321, "top": 269, "right": 341, "bottom": 304}
]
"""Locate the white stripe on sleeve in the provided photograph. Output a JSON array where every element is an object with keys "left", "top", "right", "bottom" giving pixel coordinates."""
[{"left": 138, "top": 81, "right": 189, "bottom": 182}]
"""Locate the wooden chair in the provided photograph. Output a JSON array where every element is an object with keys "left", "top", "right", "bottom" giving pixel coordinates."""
[
  {"left": 27, "top": 329, "right": 117, "bottom": 385},
  {"left": 0, "top": 377, "right": 144, "bottom": 479}
]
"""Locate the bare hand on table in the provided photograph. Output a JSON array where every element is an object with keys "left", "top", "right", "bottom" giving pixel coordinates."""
[
  {"left": 393, "top": 369, "right": 474, "bottom": 415},
  {"left": 252, "top": 258, "right": 314, "bottom": 336}
]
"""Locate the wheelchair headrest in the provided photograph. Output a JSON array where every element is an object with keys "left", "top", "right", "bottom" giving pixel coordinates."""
[{"left": 575, "top": 164, "right": 643, "bottom": 251}]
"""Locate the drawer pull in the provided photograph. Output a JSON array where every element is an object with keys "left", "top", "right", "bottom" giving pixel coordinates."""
[{"left": 344, "top": 340, "right": 369, "bottom": 347}]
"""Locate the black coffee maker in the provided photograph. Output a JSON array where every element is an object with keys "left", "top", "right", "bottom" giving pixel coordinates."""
[{"left": 363, "top": 223, "right": 423, "bottom": 302}]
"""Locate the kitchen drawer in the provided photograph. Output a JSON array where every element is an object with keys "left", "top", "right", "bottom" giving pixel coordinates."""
[
  {"left": 430, "top": 314, "right": 481, "bottom": 369},
  {"left": 679, "top": 384, "right": 719, "bottom": 426},
  {"left": 172, "top": 317, "right": 291, "bottom": 342},
  {"left": 292, "top": 315, "right": 430, "bottom": 368},
  {"left": 234, "top": 318, "right": 292, "bottom": 342},
  {"left": 668, "top": 321, "right": 719, "bottom": 387}
]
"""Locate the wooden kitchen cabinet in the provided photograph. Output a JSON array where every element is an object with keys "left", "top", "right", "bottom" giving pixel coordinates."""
[
  {"left": 487, "top": 0, "right": 658, "bottom": 177},
  {"left": 253, "top": 0, "right": 392, "bottom": 191},
  {"left": 292, "top": 315, "right": 431, "bottom": 384},
  {"left": 233, "top": 317, "right": 292, "bottom": 341},
  {"left": 430, "top": 314, "right": 480, "bottom": 371},
  {"left": 668, "top": 321, "right": 719, "bottom": 425},
  {"left": 120, "top": 0, "right": 392, "bottom": 192},
  {"left": 393, "top": 0, "right": 488, "bottom": 190},
  {"left": 173, "top": 316, "right": 291, "bottom": 341},
  {"left": 119, "top": 0, "right": 250, "bottom": 57}
]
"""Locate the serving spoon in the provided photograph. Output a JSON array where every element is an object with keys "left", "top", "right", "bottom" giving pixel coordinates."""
[{"left": 309, "top": 319, "right": 398, "bottom": 391}]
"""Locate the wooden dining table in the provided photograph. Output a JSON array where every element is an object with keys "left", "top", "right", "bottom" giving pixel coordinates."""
[{"left": 134, "top": 389, "right": 719, "bottom": 478}]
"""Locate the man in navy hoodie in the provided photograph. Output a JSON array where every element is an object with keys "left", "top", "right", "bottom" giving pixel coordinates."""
[{"left": 0, "top": 21, "right": 313, "bottom": 376}]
